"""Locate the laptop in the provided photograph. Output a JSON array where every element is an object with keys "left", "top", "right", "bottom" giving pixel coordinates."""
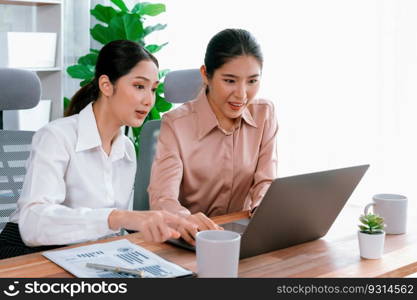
[{"left": 167, "top": 164, "right": 369, "bottom": 259}]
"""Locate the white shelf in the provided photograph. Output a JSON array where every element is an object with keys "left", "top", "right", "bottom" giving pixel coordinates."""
[
  {"left": 23, "top": 67, "right": 61, "bottom": 72},
  {"left": 0, "top": 0, "right": 62, "bottom": 6},
  {"left": 0, "top": 0, "right": 64, "bottom": 121}
]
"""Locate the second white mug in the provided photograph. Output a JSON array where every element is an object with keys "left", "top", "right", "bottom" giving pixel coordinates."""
[
  {"left": 364, "top": 193, "right": 408, "bottom": 234},
  {"left": 196, "top": 230, "right": 241, "bottom": 278}
]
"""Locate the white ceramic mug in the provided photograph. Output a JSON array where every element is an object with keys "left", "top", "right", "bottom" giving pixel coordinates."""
[
  {"left": 364, "top": 194, "right": 408, "bottom": 234},
  {"left": 196, "top": 230, "right": 241, "bottom": 278}
]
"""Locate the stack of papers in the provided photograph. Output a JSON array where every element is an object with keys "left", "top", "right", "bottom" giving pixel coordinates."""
[{"left": 43, "top": 239, "right": 193, "bottom": 278}]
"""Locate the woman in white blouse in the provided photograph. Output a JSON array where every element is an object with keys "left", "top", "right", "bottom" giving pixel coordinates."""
[{"left": 0, "top": 40, "right": 195, "bottom": 259}]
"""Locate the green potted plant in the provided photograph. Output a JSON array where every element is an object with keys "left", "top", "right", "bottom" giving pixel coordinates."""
[
  {"left": 358, "top": 213, "right": 385, "bottom": 259},
  {"left": 65, "top": 0, "right": 172, "bottom": 156}
]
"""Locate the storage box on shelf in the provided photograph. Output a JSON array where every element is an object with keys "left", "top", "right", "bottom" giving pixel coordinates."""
[{"left": 0, "top": 0, "right": 63, "bottom": 129}]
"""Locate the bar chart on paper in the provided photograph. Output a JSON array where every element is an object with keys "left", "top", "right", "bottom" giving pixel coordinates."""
[
  {"left": 77, "top": 251, "right": 104, "bottom": 258},
  {"left": 115, "top": 250, "right": 171, "bottom": 277},
  {"left": 42, "top": 239, "right": 193, "bottom": 278}
]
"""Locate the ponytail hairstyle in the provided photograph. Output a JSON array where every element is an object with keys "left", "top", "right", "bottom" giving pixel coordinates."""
[
  {"left": 204, "top": 28, "right": 263, "bottom": 79},
  {"left": 65, "top": 40, "right": 158, "bottom": 117}
]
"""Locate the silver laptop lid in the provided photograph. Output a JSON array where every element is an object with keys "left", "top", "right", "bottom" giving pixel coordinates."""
[{"left": 239, "top": 164, "right": 369, "bottom": 259}]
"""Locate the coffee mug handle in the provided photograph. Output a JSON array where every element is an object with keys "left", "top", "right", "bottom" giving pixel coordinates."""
[{"left": 364, "top": 202, "right": 375, "bottom": 215}]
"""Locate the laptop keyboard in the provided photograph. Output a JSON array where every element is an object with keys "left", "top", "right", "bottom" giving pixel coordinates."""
[
  {"left": 220, "top": 222, "right": 246, "bottom": 235},
  {"left": 167, "top": 220, "right": 248, "bottom": 251}
]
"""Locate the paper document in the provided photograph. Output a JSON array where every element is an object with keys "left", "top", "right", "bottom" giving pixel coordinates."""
[{"left": 43, "top": 239, "right": 193, "bottom": 278}]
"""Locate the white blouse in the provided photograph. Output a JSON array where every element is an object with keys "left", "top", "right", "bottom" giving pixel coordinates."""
[{"left": 9, "top": 103, "right": 136, "bottom": 247}]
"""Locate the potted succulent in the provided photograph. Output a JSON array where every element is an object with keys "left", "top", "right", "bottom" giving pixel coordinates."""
[{"left": 358, "top": 213, "right": 385, "bottom": 259}]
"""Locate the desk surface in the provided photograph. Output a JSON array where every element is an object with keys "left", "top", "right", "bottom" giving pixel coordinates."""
[{"left": 1, "top": 204, "right": 416, "bottom": 278}]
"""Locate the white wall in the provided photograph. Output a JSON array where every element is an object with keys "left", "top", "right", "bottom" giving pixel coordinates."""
[{"left": 133, "top": 0, "right": 417, "bottom": 209}]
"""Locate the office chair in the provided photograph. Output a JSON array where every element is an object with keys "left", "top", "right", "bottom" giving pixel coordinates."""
[
  {"left": 0, "top": 68, "right": 41, "bottom": 232},
  {"left": 133, "top": 69, "right": 203, "bottom": 211}
]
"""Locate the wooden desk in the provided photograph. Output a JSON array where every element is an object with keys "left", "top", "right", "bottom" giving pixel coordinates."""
[{"left": 0, "top": 205, "right": 416, "bottom": 278}]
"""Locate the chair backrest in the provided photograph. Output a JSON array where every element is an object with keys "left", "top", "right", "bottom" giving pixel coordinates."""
[
  {"left": 133, "top": 120, "right": 161, "bottom": 211},
  {"left": 0, "top": 68, "right": 41, "bottom": 232},
  {"left": 163, "top": 69, "right": 203, "bottom": 103},
  {"left": 0, "top": 68, "right": 41, "bottom": 110},
  {"left": 133, "top": 69, "right": 202, "bottom": 211},
  {"left": 0, "top": 131, "right": 34, "bottom": 231}
]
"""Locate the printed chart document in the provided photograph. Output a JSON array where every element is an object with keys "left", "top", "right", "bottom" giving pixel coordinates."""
[{"left": 43, "top": 239, "right": 193, "bottom": 278}]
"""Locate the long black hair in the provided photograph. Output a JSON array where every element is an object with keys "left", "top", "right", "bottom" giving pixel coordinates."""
[
  {"left": 204, "top": 28, "right": 263, "bottom": 78},
  {"left": 65, "top": 40, "right": 158, "bottom": 117}
]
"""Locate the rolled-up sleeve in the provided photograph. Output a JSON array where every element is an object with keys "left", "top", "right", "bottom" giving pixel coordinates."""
[
  {"left": 148, "top": 116, "right": 191, "bottom": 217},
  {"left": 248, "top": 103, "right": 278, "bottom": 209},
  {"left": 17, "top": 127, "right": 117, "bottom": 246}
]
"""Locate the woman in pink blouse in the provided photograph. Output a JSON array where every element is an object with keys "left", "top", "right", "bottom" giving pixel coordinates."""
[{"left": 148, "top": 29, "right": 278, "bottom": 245}]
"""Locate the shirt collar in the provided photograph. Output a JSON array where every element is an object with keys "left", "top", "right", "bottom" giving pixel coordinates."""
[
  {"left": 75, "top": 102, "right": 134, "bottom": 162},
  {"left": 194, "top": 91, "right": 258, "bottom": 140},
  {"left": 110, "top": 131, "right": 135, "bottom": 162},
  {"left": 194, "top": 91, "right": 219, "bottom": 140},
  {"left": 241, "top": 106, "right": 258, "bottom": 128}
]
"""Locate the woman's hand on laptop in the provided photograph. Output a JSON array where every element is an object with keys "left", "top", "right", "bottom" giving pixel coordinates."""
[
  {"left": 108, "top": 210, "right": 196, "bottom": 243},
  {"left": 249, "top": 206, "right": 259, "bottom": 218},
  {"left": 177, "top": 212, "right": 223, "bottom": 246}
]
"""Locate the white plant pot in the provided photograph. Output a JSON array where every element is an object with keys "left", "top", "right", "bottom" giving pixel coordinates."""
[{"left": 358, "top": 231, "right": 385, "bottom": 259}]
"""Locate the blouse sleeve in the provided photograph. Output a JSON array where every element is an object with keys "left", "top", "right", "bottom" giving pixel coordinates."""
[
  {"left": 247, "top": 102, "right": 278, "bottom": 210},
  {"left": 17, "top": 127, "right": 117, "bottom": 246},
  {"left": 148, "top": 115, "right": 191, "bottom": 217}
]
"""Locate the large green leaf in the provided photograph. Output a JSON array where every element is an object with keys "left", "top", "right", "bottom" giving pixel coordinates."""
[
  {"left": 131, "top": 2, "right": 142, "bottom": 14},
  {"left": 67, "top": 65, "right": 94, "bottom": 80},
  {"left": 91, "top": 4, "right": 118, "bottom": 24},
  {"left": 144, "top": 23, "right": 167, "bottom": 36},
  {"left": 90, "top": 24, "right": 113, "bottom": 44},
  {"left": 77, "top": 53, "right": 98, "bottom": 66},
  {"left": 145, "top": 42, "right": 167, "bottom": 53},
  {"left": 108, "top": 14, "right": 144, "bottom": 42},
  {"left": 64, "top": 97, "right": 71, "bottom": 110},
  {"left": 158, "top": 69, "right": 170, "bottom": 80},
  {"left": 134, "top": 3, "right": 165, "bottom": 16},
  {"left": 150, "top": 107, "right": 161, "bottom": 120},
  {"left": 142, "top": 3, "right": 165, "bottom": 16},
  {"left": 111, "top": 0, "right": 128, "bottom": 12},
  {"left": 155, "top": 97, "right": 172, "bottom": 112},
  {"left": 80, "top": 78, "right": 93, "bottom": 87},
  {"left": 156, "top": 82, "right": 164, "bottom": 95}
]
